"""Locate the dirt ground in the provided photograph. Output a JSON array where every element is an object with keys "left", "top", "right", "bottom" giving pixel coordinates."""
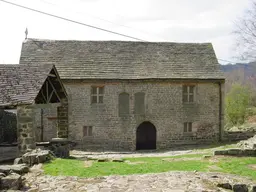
[
  {"left": 23, "top": 168, "right": 255, "bottom": 192},
  {"left": 70, "top": 148, "right": 200, "bottom": 159}
]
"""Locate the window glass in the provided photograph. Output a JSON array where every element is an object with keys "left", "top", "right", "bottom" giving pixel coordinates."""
[
  {"left": 99, "top": 96, "right": 103, "bottom": 103},
  {"left": 183, "top": 86, "right": 188, "bottom": 94},
  {"left": 183, "top": 85, "right": 195, "bottom": 103},
  {"left": 92, "top": 96, "right": 97, "bottom": 103},
  {"left": 183, "top": 123, "right": 187, "bottom": 132},
  {"left": 92, "top": 87, "right": 97, "bottom": 94},
  {"left": 184, "top": 122, "right": 193, "bottom": 133},
  {"left": 83, "top": 126, "right": 93, "bottom": 136},
  {"left": 91, "top": 86, "right": 104, "bottom": 104},
  {"left": 189, "top": 86, "right": 194, "bottom": 93},
  {"left": 189, "top": 95, "right": 194, "bottom": 102},
  {"left": 99, "top": 87, "right": 104, "bottom": 94},
  {"left": 188, "top": 122, "right": 192, "bottom": 132}
]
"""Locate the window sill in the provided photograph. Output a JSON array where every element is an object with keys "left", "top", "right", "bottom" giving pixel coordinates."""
[{"left": 182, "top": 102, "right": 195, "bottom": 104}]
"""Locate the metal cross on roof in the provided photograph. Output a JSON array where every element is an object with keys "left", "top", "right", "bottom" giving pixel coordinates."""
[{"left": 25, "top": 28, "right": 28, "bottom": 39}]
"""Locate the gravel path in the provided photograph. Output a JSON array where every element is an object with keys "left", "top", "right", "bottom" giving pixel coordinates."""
[
  {"left": 23, "top": 168, "right": 255, "bottom": 192},
  {"left": 70, "top": 149, "right": 202, "bottom": 159}
]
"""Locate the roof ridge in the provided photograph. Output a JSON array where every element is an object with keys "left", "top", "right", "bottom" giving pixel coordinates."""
[{"left": 24, "top": 38, "right": 212, "bottom": 45}]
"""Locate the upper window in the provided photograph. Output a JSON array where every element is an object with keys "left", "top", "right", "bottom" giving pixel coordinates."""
[
  {"left": 91, "top": 86, "right": 104, "bottom": 104},
  {"left": 119, "top": 92, "right": 130, "bottom": 116},
  {"left": 134, "top": 92, "right": 145, "bottom": 114},
  {"left": 182, "top": 85, "right": 195, "bottom": 103},
  {"left": 184, "top": 122, "right": 192, "bottom": 133}
]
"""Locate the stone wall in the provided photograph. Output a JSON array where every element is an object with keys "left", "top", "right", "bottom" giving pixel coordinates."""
[
  {"left": 58, "top": 80, "right": 224, "bottom": 151},
  {"left": 223, "top": 131, "right": 255, "bottom": 142},
  {"left": 17, "top": 105, "right": 36, "bottom": 154},
  {"left": 214, "top": 148, "right": 256, "bottom": 157},
  {"left": 57, "top": 99, "right": 69, "bottom": 138}
]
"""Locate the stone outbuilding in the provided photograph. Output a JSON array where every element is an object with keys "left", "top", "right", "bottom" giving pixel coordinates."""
[
  {"left": 20, "top": 39, "right": 225, "bottom": 151},
  {"left": 0, "top": 64, "right": 68, "bottom": 154}
]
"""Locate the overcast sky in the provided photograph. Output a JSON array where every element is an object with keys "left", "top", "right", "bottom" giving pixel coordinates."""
[{"left": 0, "top": 0, "right": 252, "bottom": 64}]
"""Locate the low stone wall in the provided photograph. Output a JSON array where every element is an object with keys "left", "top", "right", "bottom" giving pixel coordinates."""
[
  {"left": 0, "top": 145, "right": 18, "bottom": 162},
  {"left": 223, "top": 131, "right": 255, "bottom": 142},
  {"left": 0, "top": 149, "right": 54, "bottom": 191},
  {"left": 214, "top": 148, "right": 256, "bottom": 157},
  {"left": 36, "top": 138, "right": 75, "bottom": 158}
]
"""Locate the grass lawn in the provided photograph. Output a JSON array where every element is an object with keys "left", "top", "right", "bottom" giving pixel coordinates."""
[{"left": 43, "top": 153, "right": 256, "bottom": 179}]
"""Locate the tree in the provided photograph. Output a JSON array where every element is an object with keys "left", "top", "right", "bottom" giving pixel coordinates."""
[
  {"left": 225, "top": 83, "right": 251, "bottom": 126},
  {"left": 234, "top": 1, "right": 256, "bottom": 61}
]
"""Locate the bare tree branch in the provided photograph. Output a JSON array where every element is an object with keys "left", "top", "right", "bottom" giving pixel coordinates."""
[{"left": 234, "top": 0, "right": 256, "bottom": 61}]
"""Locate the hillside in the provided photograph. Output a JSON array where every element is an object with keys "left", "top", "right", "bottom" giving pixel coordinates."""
[
  {"left": 221, "top": 62, "right": 256, "bottom": 77},
  {"left": 220, "top": 62, "right": 256, "bottom": 93}
]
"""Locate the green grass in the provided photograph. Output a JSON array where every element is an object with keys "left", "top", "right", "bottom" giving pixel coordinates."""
[
  {"left": 192, "top": 143, "right": 237, "bottom": 153},
  {"left": 217, "top": 157, "right": 256, "bottom": 179},
  {"left": 44, "top": 154, "right": 207, "bottom": 178},
  {"left": 43, "top": 153, "right": 256, "bottom": 180}
]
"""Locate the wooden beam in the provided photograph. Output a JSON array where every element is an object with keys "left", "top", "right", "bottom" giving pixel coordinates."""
[
  {"left": 48, "top": 89, "right": 54, "bottom": 103},
  {"left": 40, "top": 109, "right": 44, "bottom": 142},
  {"left": 52, "top": 66, "right": 68, "bottom": 98},
  {"left": 46, "top": 81, "right": 49, "bottom": 103},
  {"left": 47, "top": 77, "right": 61, "bottom": 102},
  {"left": 40, "top": 90, "right": 47, "bottom": 103},
  {"left": 48, "top": 74, "right": 56, "bottom": 77}
]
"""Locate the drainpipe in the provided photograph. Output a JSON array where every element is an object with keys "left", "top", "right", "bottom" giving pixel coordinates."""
[
  {"left": 218, "top": 82, "right": 223, "bottom": 142},
  {"left": 41, "top": 109, "right": 44, "bottom": 142}
]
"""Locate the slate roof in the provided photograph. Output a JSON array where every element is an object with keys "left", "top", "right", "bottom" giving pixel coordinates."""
[
  {"left": 20, "top": 38, "right": 225, "bottom": 80},
  {"left": 0, "top": 64, "right": 54, "bottom": 107}
]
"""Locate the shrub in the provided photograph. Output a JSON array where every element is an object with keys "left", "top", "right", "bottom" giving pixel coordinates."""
[{"left": 225, "top": 84, "right": 251, "bottom": 126}]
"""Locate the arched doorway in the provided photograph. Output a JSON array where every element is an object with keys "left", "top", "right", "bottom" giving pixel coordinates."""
[{"left": 136, "top": 121, "right": 156, "bottom": 150}]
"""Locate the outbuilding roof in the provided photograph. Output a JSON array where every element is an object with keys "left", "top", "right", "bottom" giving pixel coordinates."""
[{"left": 0, "top": 64, "right": 67, "bottom": 107}]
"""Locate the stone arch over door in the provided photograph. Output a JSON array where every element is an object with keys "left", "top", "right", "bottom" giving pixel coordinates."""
[{"left": 136, "top": 121, "right": 156, "bottom": 150}]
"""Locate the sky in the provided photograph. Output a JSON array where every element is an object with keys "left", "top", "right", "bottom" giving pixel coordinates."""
[{"left": 0, "top": 0, "right": 252, "bottom": 64}]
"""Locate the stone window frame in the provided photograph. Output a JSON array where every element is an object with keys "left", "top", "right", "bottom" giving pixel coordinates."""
[
  {"left": 118, "top": 92, "right": 130, "bottom": 117},
  {"left": 83, "top": 126, "right": 93, "bottom": 137},
  {"left": 182, "top": 85, "right": 196, "bottom": 103},
  {"left": 183, "top": 122, "right": 192, "bottom": 133},
  {"left": 91, "top": 86, "right": 104, "bottom": 104}
]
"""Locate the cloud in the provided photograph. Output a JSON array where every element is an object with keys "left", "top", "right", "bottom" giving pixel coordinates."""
[{"left": 0, "top": 0, "right": 252, "bottom": 63}]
